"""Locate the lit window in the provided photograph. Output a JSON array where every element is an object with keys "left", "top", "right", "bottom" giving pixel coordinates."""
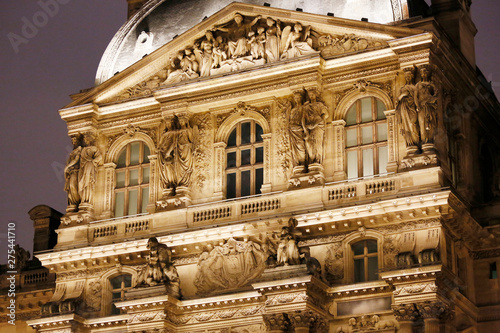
[
  {"left": 352, "top": 239, "right": 378, "bottom": 283},
  {"left": 109, "top": 274, "right": 132, "bottom": 315},
  {"left": 345, "top": 97, "right": 388, "bottom": 179},
  {"left": 490, "top": 262, "right": 498, "bottom": 279},
  {"left": 225, "top": 121, "right": 264, "bottom": 199},
  {"left": 114, "top": 141, "right": 150, "bottom": 217}
]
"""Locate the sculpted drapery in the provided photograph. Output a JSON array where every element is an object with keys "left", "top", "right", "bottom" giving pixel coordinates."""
[
  {"left": 77, "top": 133, "right": 103, "bottom": 206},
  {"left": 64, "top": 135, "right": 82, "bottom": 211}
]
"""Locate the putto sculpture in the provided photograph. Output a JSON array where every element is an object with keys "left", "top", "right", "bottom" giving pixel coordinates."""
[{"left": 136, "top": 237, "right": 180, "bottom": 295}]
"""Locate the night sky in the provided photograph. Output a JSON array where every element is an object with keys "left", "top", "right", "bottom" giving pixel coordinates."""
[{"left": 0, "top": 1, "right": 499, "bottom": 261}]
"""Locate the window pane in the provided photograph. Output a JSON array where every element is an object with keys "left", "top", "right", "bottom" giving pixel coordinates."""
[
  {"left": 241, "top": 170, "right": 251, "bottom": 197},
  {"left": 115, "top": 192, "right": 125, "bottom": 218},
  {"left": 377, "top": 123, "right": 387, "bottom": 141},
  {"left": 256, "top": 147, "right": 263, "bottom": 163},
  {"left": 241, "top": 122, "right": 251, "bottom": 145},
  {"left": 352, "top": 241, "right": 365, "bottom": 256},
  {"left": 368, "top": 256, "right": 379, "bottom": 281},
  {"left": 346, "top": 128, "right": 357, "bottom": 147},
  {"left": 255, "top": 124, "right": 263, "bottom": 142},
  {"left": 378, "top": 146, "right": 388, "bottom": 174},
  {"left": 241, "top": 149, "right": 251, "bottom": 166},
  {"left": 128, "top": 190, "right": 138, "bottom": 215},
  {"left": 354, "top": 259, "right": 364, "bottom": 283},
  {"left": 111, "top": 304, "right": 120, "bottom": 315},
  {"left": 117, "top": 149, "right": 127, "bottom": 168},
  {"left": 346, "top": 104, "right": 357, "bottom": 125},
  {"left": 227, "top": 152, "right": 237, "bottom": 168},
  {"left": 129, "top": 169, "right": 139, "bottom": 186},
  {"left": 376, "top": 99, "right": 386, "bottom": 119},
  {"left": 142, "top": 166, "right": 150, "bottom": 184},
  {"left": 361, "top": 98, "right": 372, "bottom": 122},
  {"left": 227, "top": 173, "right": 236, "bottom": 199},
  {"left": 130, "top": 142, "right": 141, "bottom": 165},
  {"left": 112, "top": 292, "right": 122, "bottom": 300},
  {"left": 123, "top": 275, "right": 132, "bottom": 288},
  {"left": 255, "top": 168, "right": 263, "bottom": 195},
  {"left": 347, "top": 150, "right": 358, "bottom": 179},
  {"left": 116, "top": 171, "right": 126, "bottom": 188},
  {"left": 362, "top": 126, "right": 373, "bottom": 144},
  {"left": 367, "top": 240, "right": 377, "bottom": 253},
  {"left": 362, "top": 148, "right": 374, "bottom": 177},
  {"left": 141, "top": 187, "right": 149, "bottom": 213},
  {"left": 143, "top": 144, "right": 150, "bottom": 163},
  {"left": 110, "top": 277, "right": 122, "bottom": 290},
  {"left": 228, "top": 129, "right": 237, "bottom": 147}
]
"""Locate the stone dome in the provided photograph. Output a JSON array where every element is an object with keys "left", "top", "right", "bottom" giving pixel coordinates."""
[{"left": 96, "top": 0, "right": 409, "bottom": 85}]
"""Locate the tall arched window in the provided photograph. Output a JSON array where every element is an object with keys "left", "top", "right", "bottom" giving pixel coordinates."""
[
  {"left": 114, "top": 141, "right": 150, "bottom": 217},
  {"left": 345, "top": 97, "right": 388, "bottom": 179},
  {"left": 225, "top": 120, "right": 264, "bottom": 199},
  {"left": 109, "top": 274, "right": 132, "bottom": 315},
  {"left": 352, "top": 239, "right": 379, "bottom": 283}
]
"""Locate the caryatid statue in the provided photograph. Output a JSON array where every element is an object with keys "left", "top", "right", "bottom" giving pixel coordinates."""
[
  {"left": 64, "top": 134, "right": 82, "bottom": 212},
  {"left": 137, "top": 237, "right": 180, "bottom": 294},
  {"left": 415, "top": 64, "right": 438, "bottom": 151},
  {"left": 303, "top": 88, "right": 328, "bottom": 165},
  {"left": 396, "top": 67, "right": 419, "bottom": 154},
  {"left": 288, "top": 90, "right": 307, "bottom": 172},
  {"left": 276, "top": 217, "right": 300, "bottom": 266},
  {"left": 78, "top": 133, "right": 103, "bottom": 208}
]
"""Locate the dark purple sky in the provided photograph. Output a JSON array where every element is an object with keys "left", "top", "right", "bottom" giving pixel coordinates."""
[{"left": 0, "top": 1, "right": 499, "bottom": 260}]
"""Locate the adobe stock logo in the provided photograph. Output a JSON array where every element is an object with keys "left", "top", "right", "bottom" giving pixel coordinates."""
[{"left": 7, "top": 0, "right": 72, "bottom": 54}]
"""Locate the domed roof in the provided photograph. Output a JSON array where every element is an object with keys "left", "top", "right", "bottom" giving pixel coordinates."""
[{"left": 96, "top": 0, "right": 408, "bottom": 85}]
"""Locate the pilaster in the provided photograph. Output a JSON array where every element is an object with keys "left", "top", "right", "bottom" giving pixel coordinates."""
[
  {"left": 213, "top": 142, "right": 227, "bottom": 200},
  {"left": 331, "top": 120, "right": 346, "bottom": 181},
  {"left": 102, "top": 162, "right": 117, "bottom": 219},
  {"left": 384, "top": 110, "right": 398, "bottom": 173},
  {"left": 261, "top": 133, "right": 272, "bottom": 193}
]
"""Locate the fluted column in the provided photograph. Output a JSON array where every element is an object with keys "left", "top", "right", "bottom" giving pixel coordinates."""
[
  {"left": 261, "top": 133, "right": 272, "bottom": 193},
  {"left": 417, "top": 301, "right": 448, "bottom": 333},
  {"left": 263, "top": 313, "right": 290, "bottom": 333},
  {"left": 331, "top": 120, "right": 346, "bottom": 181},
  {"left": 384, "top": 110, "right": 398, "bottom": 172},
  {"left": 213, "top": 142, "right": 227, "bottom": 200},
  {"left": 102, "top": 162, "right": 117, "bottom": 218},
  {"left": 393, "top": 304, "right": 418, "bottom": 333}
]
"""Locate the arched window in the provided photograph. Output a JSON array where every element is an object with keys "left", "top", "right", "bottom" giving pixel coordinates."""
[
  {"left": 109, "top": 274, "right": 132, "bottom": 315},
  {"left": 345, "top": 97, "right": 388, "bottom": 179},
  {"left": 352, "top": 239, "right": 379, "bottom": 283},
  {"left": 114, "top": 141, "right": 150, "bottom": 217},
  {"left": 225, "top": 120, "right": 264, "bottom": 199}
]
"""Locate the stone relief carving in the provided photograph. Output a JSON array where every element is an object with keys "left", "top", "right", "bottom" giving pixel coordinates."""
[
  {"left": 158, "top": 113, "right": 198, "bottom": 198},
  {"left": 345, "top": 314, "right": 396, "bottom": 332},
  {"left": 216, "top": 101, "right": 270, "bottom": 128},
  {"left": 276, "top": 218, "right": 301, "bottom": 266},
  {"left": 276, "top": 97, "right": 292, "bottom": 178},
  {"left": 166, "top": 305, "right": 264, "bottom": 325},
  {"left": 136, "top": 237, "right": 180, "bottom": 296},
  {"left": 84, "top": 280, "right": 101, "bottom": 312},
  {"left": 64, "top": 134, "right": 82, "bottom": 213},
  {"left": 191, "top": 113, "right": 212, "bottom": 189},
  {"left": 325, "top": 242, "right": 344, "bottom": 283},
  {"left": 116, "top": 14, "right": 387, "bottom": 101},
  {"left": 77, "top": 132, "right": 103, "bottom": 210},
  {"left": 194, "top": 237, "right": 268, "bottom": 295},
  {"left": 396, "top": 65, "right": 439, "bottom": 156},
  {"left": 383, "top": 234, "right": 400, "bottom": 269}
]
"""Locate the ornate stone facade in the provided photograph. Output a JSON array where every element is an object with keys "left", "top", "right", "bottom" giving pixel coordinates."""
[{"left": 2, "top": 1, "right": 500, "bottom": 332}]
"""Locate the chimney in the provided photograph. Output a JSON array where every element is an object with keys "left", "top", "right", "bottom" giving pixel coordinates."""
[
  {"left": 28, "top": 205, "right": 62, "bottom": 252},
  {"left": 127, "top": 0, "right": 148, "bottom": 19},
  {"left": 430, "top": 0, "right": 477, "bottom": 66}
]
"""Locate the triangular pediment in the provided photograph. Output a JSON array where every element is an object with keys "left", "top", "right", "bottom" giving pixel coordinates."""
[{"left": 67, "top": 2, "right": 422, "bottom": 108}]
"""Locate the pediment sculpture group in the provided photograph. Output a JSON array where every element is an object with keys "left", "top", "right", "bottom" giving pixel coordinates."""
[{"left": 64, "top": 132, "right": 103, "bottom": 213}]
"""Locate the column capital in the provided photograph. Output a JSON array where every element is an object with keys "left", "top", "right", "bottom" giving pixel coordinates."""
[
  {"left": 263, "top": 313, "right": 290, "bottom": 332},
  {"left": 392, "top": 303, "right": 419, "bottom": 322},
  {"left": 416, "top": 301, "right": 449, "bottom": 319},
  {"left": 289, "top": 310, "right": 315, "bottom": 329},
  {"left": 331, "top": 119, "right": 346, "bottom": 127}
]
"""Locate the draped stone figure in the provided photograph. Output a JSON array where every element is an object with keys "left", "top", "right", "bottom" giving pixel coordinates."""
[
  {"left": 158, "top": 114, "right": 196, "bottom": 197},
  {"left": 289, "top": 90, "right": 307, "bottom": 172},
  {"left": 136, "top": 237, "right": 180, "bottom": 295},
  {"left": 64, "top": 134, "right": 82, "bottom": 212},
  {"left": 396, "top": 67, "right": 419, "bottom": 154},
  {"left": 78, "top": 133, "right": 103, "bottom": 207},
  {"left": 302, "top": 88, "right": 328, "bottom": 165},
  {"left": 215, "top": 13, "right": 262, "bottom": 59},
  {"left": 280, "top": 23, "right": 316, "bottom": 59},
  {"left": 276, "top": 217, "right": 301, "bottom": 266},
  {"left": 265, "top": 17, "right": 281, "bottom": 62},
  {"left": 415, "top": 65, "right": 438, "bottom": 150}
]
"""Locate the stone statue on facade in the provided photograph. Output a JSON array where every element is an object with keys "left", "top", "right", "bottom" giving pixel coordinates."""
[
  {"left": 77, "top": 133, "right": 103, "bottom": 209},
  {"left": 194, "top": 237, "right": 268, "bottom": 295},
  {"left": 397, "top": 65, "right": 438, "bottom": 156},
  {"left": 276, "top": 219, "right": 301, "bottom": 266},
  {"left": 136, "top": 237, "right": 180, "bottom": 295},
  {"left": 158, "top": 114, "right": 197, "bottom": 198},
  {"left": 215, "top": 13, "right": 262, "bottom": 59},
  {"left": 303, "top": 88, "right": 328, "bottom": 166},
  {"left": 264, "top": 17, "right": 281, "bottom": 62},
  {"left": 289, "top": 90, "right": 307, "bottom": 173},
  {"left": 280, "top": 23, "right": 316, "bottom": 59},
  {"left": 64, "top": 134, "right": 82, "bottom": 212}
]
